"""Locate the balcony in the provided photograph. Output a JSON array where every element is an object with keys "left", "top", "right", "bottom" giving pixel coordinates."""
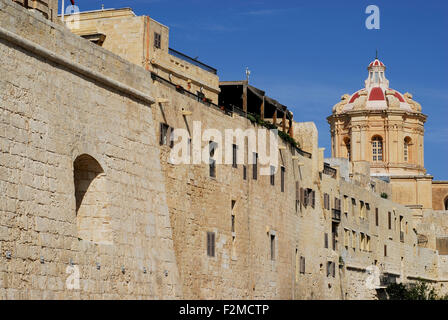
[
  {"left": 400, "top": 231, "right": 404, "bottom": 242},
  {"left": 323, "top": 163, "right": 337, "bottom": 179},
  {"left": 169, "top": 48, "right": 217, "bottom": 75},
  {"left": 332, "top": 209, "right": 341, "bottom": 222}
]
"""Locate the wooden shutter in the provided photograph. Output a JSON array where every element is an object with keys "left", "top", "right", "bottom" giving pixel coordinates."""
[
  {"left": 207, "top": 232, "right": 215, "bottom": 257},
  {"left": 159, "top": 123, "right": 165, "bottom": 145}
]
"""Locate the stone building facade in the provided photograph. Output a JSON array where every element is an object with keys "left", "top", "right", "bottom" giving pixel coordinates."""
[{"left": 0, "top": 0, "right": 448, "bottom": 300}]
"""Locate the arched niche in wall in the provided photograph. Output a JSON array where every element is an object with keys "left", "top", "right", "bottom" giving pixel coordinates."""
[{"left": 73, "top": 154, "right": 113, "bottom": 245}]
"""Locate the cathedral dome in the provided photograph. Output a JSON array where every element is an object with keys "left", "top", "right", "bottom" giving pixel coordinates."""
[{"left": 332, "top": 58, "right": 421, "bottom": 114}]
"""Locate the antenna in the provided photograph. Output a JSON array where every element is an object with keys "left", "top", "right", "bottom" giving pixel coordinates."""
[
  {"left": 245, "top": 67, "right": 251, "bottom": 83},
  {"left": 376, "top": 49, "right": 378, "bottom": 60}
]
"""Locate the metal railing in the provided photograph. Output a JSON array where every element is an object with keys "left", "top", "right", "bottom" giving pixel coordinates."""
[
  {"left": 169, "top": 48, "right": 217, "bottom": 75},
  {"left": 323, "top": 163, "right": 337, "bottom": 178}
]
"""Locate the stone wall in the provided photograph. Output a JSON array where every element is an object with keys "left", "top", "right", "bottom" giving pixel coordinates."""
[
  {"left": 432, "top": 182, "right": 448, "bottom": 210},
  {"left": 2, "top": 0, "right": 448, "bottom": 300},
  {"left": 0, "top": 0, "right": 181, "bottom": 299}
]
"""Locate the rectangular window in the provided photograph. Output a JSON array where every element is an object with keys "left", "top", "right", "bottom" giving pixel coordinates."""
[
  {"left": 324, "top": 233, "right": 329, "bottom": 248},
  {"left": 209, "top": 141, "right": 217, "bottom": 178},
  {"left": 352, "top": 231, "right": 357, "bottom": 250},
  {"left": 310, "top": 190, "right": 316, "bottom": 208},
  {"left": 243, "top": 165, "right": 247, "bottom": 180},
  {"left": 154, "top": 32, "right": 161, "bottom": 49},
  {"left": 300, "top": 188, "right": 306, "bottom": 207},
  {"left": 295, "top": 249, "right": 299, "bottom": 282},
  {"left": 253, "top": 152, "right": 258, "bottom": 180},
  {"left": 384, "top": 244, "right": 387, "bottom": 257},
  {"left": 335, "top": 197, "right": 341, "bottom": 211},
  {"left": 187, "top": 138, "right": 192, "bottom": 157},
  {"left": 207, "top": 232, "right": 215, "bottom": 257},
  {"left": 300, "top": 256, "right": 306, "bottom": 274},
  {"left": 281, "top": 167, "right": 285, "bottom": 193},
  {"left": 231, "top": 200, "right": 236, "bottom": 233},
  {"left": 160, "top": 123, "right": 169, "bottom": 145},
  {"left": 360, "top": 201, "right": 365, "bottom": 219},
  {"left": 327, "top": 262, "right": 335, "bottom": 278},
  {"left": 270, "top": 234, "right": 276, "bottom": 261},
  {"left": 351, "top": 198, "right": 356, "bottom": 216},
  {"left": 332, "top": 225, "right": 337, "bottom": 250},
  {"left": 388, "top": 212, "right": 392, "bottom": 229},
  {"left": 232, "top": 144, "right": 238, "bottom": 168},
  {"left": 296, "top": 181, "right": 300, "bottom": 201},
  {"left": 344, "top": 195, "right": 349, "bottom": 214},
  {"left": 360, "top": 233, "right": 365, "bottom": 251},
  {"left": 367, "top": 235, "right": 371, "bottom": 252},
  {"left": 344, "top": 229, "right": 350, "bottom": 247},
  {"left": 324, "top": 193, "right": 329, "bottom": 210},
  {"left": 270, "top": 166, "right": 275, "bottom": 186},
  {"left": 375, "top": 208, "right": 379, "bottom": 226}
]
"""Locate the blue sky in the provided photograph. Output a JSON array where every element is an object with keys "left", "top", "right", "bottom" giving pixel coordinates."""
[{"left": 68, "top": 0, "right": 448, "bottom": 180}]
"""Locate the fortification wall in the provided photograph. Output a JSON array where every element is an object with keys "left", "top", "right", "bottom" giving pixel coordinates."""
[{"left": 0, "top": 0, "right": 181, "bottom": 299}]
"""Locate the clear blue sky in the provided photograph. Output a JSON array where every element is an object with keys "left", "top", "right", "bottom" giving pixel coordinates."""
[{"left": 67, "top": 0, "right": 448, "bottom": 180}]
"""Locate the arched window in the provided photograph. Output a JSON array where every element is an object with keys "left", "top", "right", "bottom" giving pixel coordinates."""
[
  {"left": 344, "top": 137, "right": 351, "bottom": 161},
  {"left": 372, "top": 136, "right": 383, "bottom": 162},
  {"left": 404, "top": 137, "right": 412, "bottom": 162},
  {"left": 445, "top": 197, "right": 448, "bottom": 211},
  {"left": 74, "top": 154, "right": 112, "bottom": 245}
]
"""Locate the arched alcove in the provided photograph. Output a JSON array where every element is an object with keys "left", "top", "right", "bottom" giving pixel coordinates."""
[
  {"left": 73, "top": 154, "right": 112, "bottom": 245},
  {"left": 444, "top": 196, "right": 448, "bottom": 211}
]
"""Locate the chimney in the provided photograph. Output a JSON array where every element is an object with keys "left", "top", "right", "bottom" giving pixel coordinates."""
[{"left": 12, "top": 0, "right": 59, "bottom": 21}]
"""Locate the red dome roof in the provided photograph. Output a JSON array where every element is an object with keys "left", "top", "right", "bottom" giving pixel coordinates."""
[
  {"left": 393, "top": 91, "right": 405, "bottom": 102},
  {"left": 368, "top": 59, "right": 385, "bottom": 68},
  {"left": 369, "top": 87, "right": 385, "bottom": 101}
]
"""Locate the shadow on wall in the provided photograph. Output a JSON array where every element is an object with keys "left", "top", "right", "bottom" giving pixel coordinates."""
[{"left": 74, "top": 154, "right": 113, "bottom": 245}]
